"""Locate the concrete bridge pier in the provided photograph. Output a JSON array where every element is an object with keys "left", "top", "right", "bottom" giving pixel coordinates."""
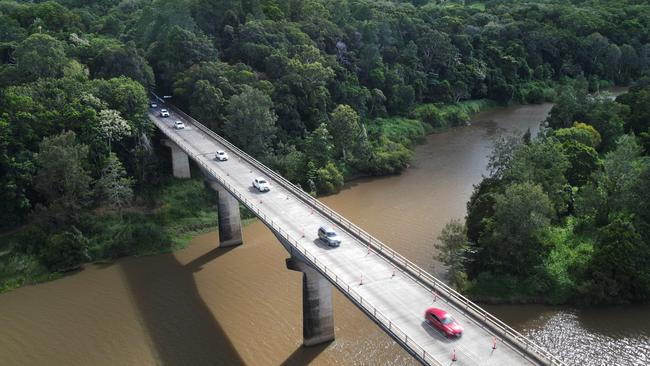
[
  {"left": 204, "top": 179, "right": 243, "bottom": 247},
  {"left": 286, "top": 256, "right": 335, "bottom": 346},
  {"left": 162, "top": 139, "right": 191, "bottom": 178}
]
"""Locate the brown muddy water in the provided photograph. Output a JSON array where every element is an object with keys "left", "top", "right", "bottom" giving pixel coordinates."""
[{"left": 1, "top": 97, "right": 648, "bottom": 366}]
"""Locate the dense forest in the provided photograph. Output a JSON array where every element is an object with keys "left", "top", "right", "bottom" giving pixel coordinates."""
[
  {"left": 438, "top": 80, "right": 650, "bottom": 305},
  {"left": 1, "top": 0, "right": 650, "bottom": 295}
]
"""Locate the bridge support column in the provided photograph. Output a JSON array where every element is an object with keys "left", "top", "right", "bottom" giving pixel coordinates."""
[
  {"left": 162, "top": 139, "right": 191, "bottom": 178},
  {"left": 286, "top": 257, "right": 335, "bottom": 346},
  {"left": 204, "top": 179, "right": 243, "bottom": 247}
]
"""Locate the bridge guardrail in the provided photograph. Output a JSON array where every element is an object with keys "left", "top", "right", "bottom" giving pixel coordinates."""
[
  {"left": 150, "top": 116, "right": 444, "bottom": 366},
  {"left": 151, "top": 94, "right": 564, "bottom": 366}
]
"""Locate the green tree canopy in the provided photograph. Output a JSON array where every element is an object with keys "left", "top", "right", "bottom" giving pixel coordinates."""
[{"left": 224, "top": 86, "right": 277, "bottom": 157}]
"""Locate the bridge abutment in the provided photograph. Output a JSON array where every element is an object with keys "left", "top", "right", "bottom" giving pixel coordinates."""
[
  {"left": 204, "top": 179, "right": 243, "bottom": 247},
  {"left": 162, "top": 139, "right": 191, "bottom": 178},
  {"left": 286, "top": 257, "right": 335, "bottom": 346}
]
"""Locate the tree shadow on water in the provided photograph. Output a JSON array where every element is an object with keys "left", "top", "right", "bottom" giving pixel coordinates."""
[{"left": 120, "top": 246, "right": 244, "bottom": 366}]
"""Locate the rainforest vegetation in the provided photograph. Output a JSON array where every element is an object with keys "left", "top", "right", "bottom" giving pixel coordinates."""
[{"left": 1, "top": 0, "right": 650, "bottom": 295}]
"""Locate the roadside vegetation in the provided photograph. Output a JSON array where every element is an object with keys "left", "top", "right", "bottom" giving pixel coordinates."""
[
  {"left": 1, "top": 179, "right": 223, "bottom": 292},
  {"left": 1, "top": 0, "right": 650, "bottom": 292},
  {"left": 436, "top": 80, "right": 650, "bottom": 305}
]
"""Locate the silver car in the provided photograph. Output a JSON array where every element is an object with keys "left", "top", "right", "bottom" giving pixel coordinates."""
[{"left": 318, "top": 226, "right": 341, "bottom": 247}]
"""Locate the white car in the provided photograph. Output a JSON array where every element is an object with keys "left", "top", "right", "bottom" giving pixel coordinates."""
[
  {"left": 150, "top": 102, "right": 158, "bottom": 108},
  {"left": 173, "top": 120, "right": 185, "bottom": 129},
  {"left": 215, "top": 150, "right": 228, "bottom": 161},
  {"left": 253, "top": 177, "right": 271, "bottom": 192},
  {"left": 160, "top": 109, "right": 170, "bottom": 117}
]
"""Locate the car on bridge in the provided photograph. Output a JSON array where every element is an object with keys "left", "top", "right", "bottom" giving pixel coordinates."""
[
  {"left": 160, "top": 109, "right": 170, "bottom": 117},
  {"left": 173, "top": 120, "right": 185, "bottom": 129},
  {"left": 318, "top": 226, "right": 342, "bottom": 247},
  {"left": 424, "top": 307, "right": 463, "bottom": 338},
  {"left": 253, "top": 177, "right": 271, "bottom": 192},
  {"left": 150, "top": 102, "right": 158, "bottom": 108},
  {"left": 214, "top": 150, "right": 228, "bottom": 161}
]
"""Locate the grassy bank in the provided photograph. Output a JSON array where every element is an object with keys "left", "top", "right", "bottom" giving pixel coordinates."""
[{"left": 0, "top": 179, "right": 254, "bottom": 293}]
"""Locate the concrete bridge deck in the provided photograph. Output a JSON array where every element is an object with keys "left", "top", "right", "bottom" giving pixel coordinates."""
[{"left": 148, "top": 103, "right": 564, "bottom": 366}]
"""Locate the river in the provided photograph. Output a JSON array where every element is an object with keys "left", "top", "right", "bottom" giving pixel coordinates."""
[{"left": 1, "top": 94, "right": 648, "bottom": 366}]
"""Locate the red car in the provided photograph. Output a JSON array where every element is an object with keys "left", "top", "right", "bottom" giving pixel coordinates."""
[{"left": 424, "top": 307, "right": 463, "bottom": 338}]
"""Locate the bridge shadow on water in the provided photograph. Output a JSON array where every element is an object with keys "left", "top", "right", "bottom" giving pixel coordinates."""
[
  {"left": 280, "top": 342, "right": 329, "bottom": 366},
  {"left": 120, "top": 245, "right": 245, "bottom": 366}
]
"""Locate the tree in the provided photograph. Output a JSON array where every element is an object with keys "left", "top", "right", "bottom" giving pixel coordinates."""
[
  {"left": 554, "top": 122, "right": 602, "bottom": 149},
  {"left": 616, "top": 83, "right": 650, "bottom": 135},
  {"left": 34, "top": 131, "right": 92, "bottom": 227},
  {"left": 562, "top": 140, "right": 600, "bottom": 187},
  {"left": 478, "top": 182, "right": 555, "bottom": 275},
  {"left": 583, "top": 217, "right": 650, "bottom": 303},
  {"left": 14, "top": 33, "right": 67, "bottom": 82},
  {"left": 98, "top": 109, "right": 132, "bottom": 151},
  {"left": 506, "top": 138, "right": 570, "bottom": 213},
  {"left": 329, "top": 104, "right": 361, "bottom": 160},
  {"left": 92, "top": 42, "right": 155, "bottom": 88},
  {"left": 224, "top": 86, "right": 277, "bottom": 157},
  {"left": 486, "top": 134, "right": 522, "bottom": 179},
  {"left": 435, "top": 219, "right": 470, "bottom": 287},
  {"left": 304, "top": 123, "right": 334, "bottom": 168},
  {"left": 189, "top": 79, "right": 225, "bottom": 132},
  {"left": 95, "top": 153, "right": 134, "bottom": 214}
]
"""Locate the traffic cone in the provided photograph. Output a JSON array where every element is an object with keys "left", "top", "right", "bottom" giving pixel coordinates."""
[{"left": 451, "top": 349, "right": 457, "bottom": 362}]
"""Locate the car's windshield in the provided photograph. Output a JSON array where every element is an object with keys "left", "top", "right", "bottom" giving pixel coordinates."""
[
  {"left": 441, "top": 315, "right": 454, "bottom": 325},
  {"left": 161, "top": 109, "right": 167, "bottom": 112},
  {"left": 326, "top": 231, "right": 337, "bottom": 237},
  {"left": 259, "top": 179, "right": 267, "bottom": 184}
]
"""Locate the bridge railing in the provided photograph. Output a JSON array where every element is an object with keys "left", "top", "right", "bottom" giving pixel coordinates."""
[
  {"left": 150, "top": 115, "right": 444, "bottom": 366},
  {"left": 151, "top": 94, "right": 564, "bottom": 366}
]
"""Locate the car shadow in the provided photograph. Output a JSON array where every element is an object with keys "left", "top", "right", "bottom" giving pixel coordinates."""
[
  {"left": 420, "top": 321, "right": 455, "bottom": 344},
  {"left": 247, "top": 186, "right": 270, "bottom": 195},
  {"left": 311, "top": 238, "right": 336, "bottom": 250}
]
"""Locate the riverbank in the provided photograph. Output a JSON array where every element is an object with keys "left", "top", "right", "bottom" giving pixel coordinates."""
[{"left": 0, "top": 179, "right": 255, "bottom": 294}]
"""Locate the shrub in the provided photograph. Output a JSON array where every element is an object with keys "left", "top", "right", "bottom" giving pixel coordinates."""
[
  {"left": 412, "top": 104, "right": 444, "bottom": 127},
  {"left": 314, "top": 162, "right": 344, "bottom": 194},
  {"left": 40, "top": 229, "right": 89, "bottom": 271},
  {"left": 443, "top": 108, "right": 470, "bottom": 127},
  {"left": 526, "top": 87, "right": 545, "bottom": 104}
]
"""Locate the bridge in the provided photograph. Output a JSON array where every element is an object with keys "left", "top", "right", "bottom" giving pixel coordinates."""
[{"left": 149, "top": 95, "right": 565, "bottom": 366}]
